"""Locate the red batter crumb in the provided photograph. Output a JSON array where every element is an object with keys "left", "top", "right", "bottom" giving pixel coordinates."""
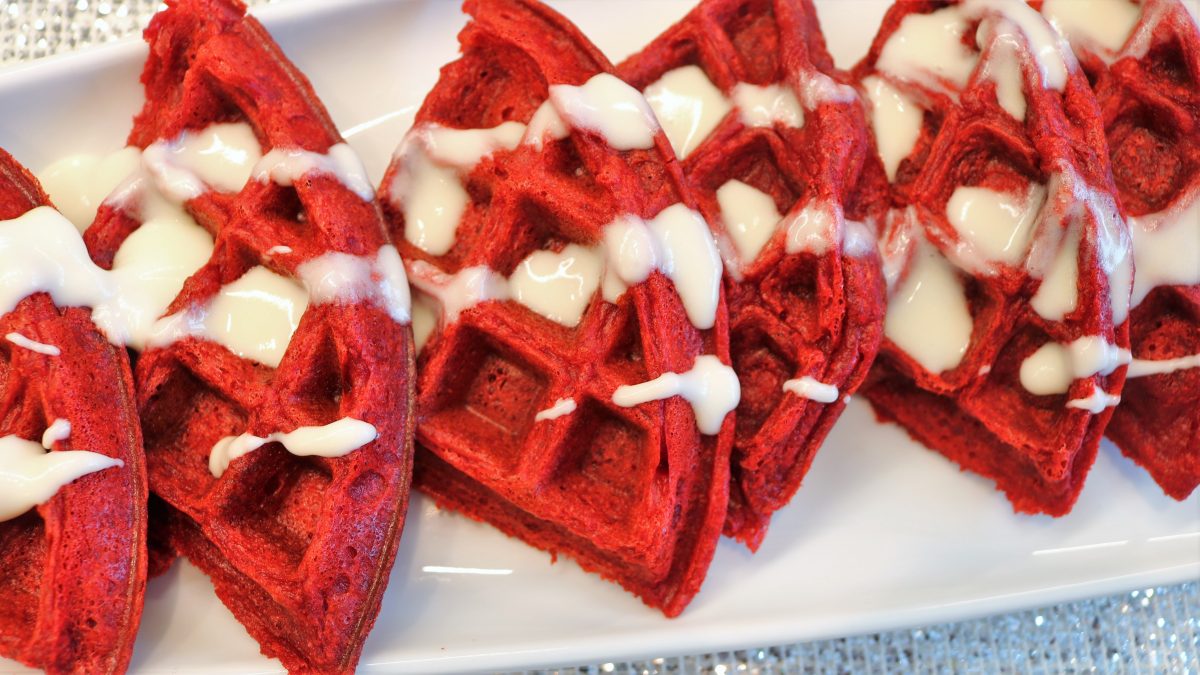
[
  {"left": 84, "top": 0, "right": 417, "bottom": 671},
  {"left": 618, "top": 0, "right": 887, "bottom": 550},
  {"left": 852, "top": 0, "right": 1131, "bottom": 516},
  {"left": 379, "top": 0, "right": 733, "bottom": 617},
  {"left": 1051, "top": 0, "right": 1199, "bottom": 500},
  {"left": 0, "top": 149, "right": 147, "bottom": 675}
]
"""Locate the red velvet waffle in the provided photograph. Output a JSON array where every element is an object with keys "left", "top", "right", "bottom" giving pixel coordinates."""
[
  {"left": 379, "top": 0, "right": 733, "bottom": 616},
  {"left": 618, "top": 0, "right": 887, "bottom": 549},
  {"left": 852, "top": 0, "right": 1132, "bottom": 515},
  {"left": 0, "top": 149, "right": 147, "bottom": 674},
  {"left": 83, "top": 0, "right": 416, "bottom": 671},
  {"left": 1039, "top": 0, "right": 1199, "bottom": 499}
]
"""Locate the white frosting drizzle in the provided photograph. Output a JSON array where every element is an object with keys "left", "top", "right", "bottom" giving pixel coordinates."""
[
  {"left": 1123, "top": 0, "right": 1194, "bottom": 59},
  {"left": 1066, "top": 386, "right": 1122, "bottom": 413},
  {"left": 549, "top": 73, "right": 661, "bottom": 151},
  {"left": 28, "top": 124, "right": 284, "bottom": 350},
  {"left": 296, "top": 245, "right": 412, "bottom": 324},
  {"left": 392, "top": 148, "right": 468, "bottom": 256},
  {"left": 731, "top": 82, "right": 804, "bottom": 129},
  {"left": 798, "top": 71, "right": 860, "bottom": 108},
  {"left": 1129, "top": 188, "right": 1200, "bottom": 308},
  {"left": 1042, "top": 0, "right": 1141, "bottom": 63},
  {"left": 407, "top": 261, "right": 510, "bottom": 325},
  {"left": 410, "top": 294, "right": 438, "bottom": 353},
  {"left": 716, "top": 179, "right": 782, "bottom": 265},
  {"left": 209, "top": 417, "right": 377, "bottom": 478},
  {"left": 6, "top": 332, "right": 60, "bottom": 356},
  {"left": 534, "top": 397, "right": 577, "bottom": 422},
  {"left": 150, "top": 266, "right": 309, "bottom": 369},
  {"left": 981, "top": 24, "right": 1029, "bottom": 121},
  {"left": 861, "top": 75, "right": 923, "bottom": 181},
  {"left": 419, "top": 122, "right": 526, "bottom": 169},
  {"left": 254, "top": 143, "right": 374, "bottom": 202},
  {"left": 1019, "top": 336, "right": 1129, "bottom": 396},
  {"left": 782, "top": 376, "right": 839, "bottom": 403},
  {"left": 39, "top": 147, "right": 141, "bottom": 232},
  {"left": 142, "top": 122, "right": 262, "bottom": 202},
  {"left": 644, "top": 65, "right": 732, "bottom": 158},
  {"left": 1027, "top": 167, "right": 1131, "bottom": 324},
  {"left": 783, "top": 199, "right": 842, "bottom": 256},
  {"left": 525, "top": 100, "right": 570, "bottom": 150},
  {"left": 0, "top": 426, "right": 122, "bottom": 522},
  {"left": 877, "top": 5, "right": 978, "bottom": 98},
  {"left": 1128, "top": 353, "right": 1200, "bottom": 378},
  {"left": 843, "top": 219, "right": 879, "bottom": 258},
  {"left": 0, "top": 205, "right": 212, "bottom": 350},
  {"left": 390, "top": 122, "right": 527, "bottom": 256},
  {"left": 508, "top": 244, "right": 602, "bottom": 328},
  {"left": 946, "top": 182, "right": 1047, "bottom": 270},
  {"left": 600, "top": 214, "right": 660, "bottom": 302},
  {"left": 612, "top": 354, "right": 740, "bottom": 435},
  {"left": 41, "top": 419, "right": 71, "bottom": 448},
  {"left": 601, "top": 205, "right": 723, "bottom": 330},
  {"left": 884, "top": 234, "right": 973, "bottom": 374},
  {"left": 877, "top": 0, "right": 1073, "bottom": 100},
  {"left": 266, "top": 245, "right": 293, "bottom": 256}
]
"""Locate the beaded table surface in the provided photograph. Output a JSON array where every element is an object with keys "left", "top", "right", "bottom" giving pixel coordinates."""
[{"left": 0, "top": 1, "right": 1196, "bottom": 673}]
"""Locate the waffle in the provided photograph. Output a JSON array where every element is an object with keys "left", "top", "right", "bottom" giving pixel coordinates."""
[
  {"left": 1040, "top": 0, "right": 1200, "bottom": 499},
  {"left": 82, "top": 0, "right": 417, "bottom": 671},
  {"left": 0, "top": 149, "right": 147, "bottom": 674},
  {"left": 851, "top": 0, "right": 1132, "bottom": 515},
  {"left": 379, "top": 0, "right": 735, "bottom": 616},
  {"left": 617, "top": 0, "right": 887, "bottom": 549}
]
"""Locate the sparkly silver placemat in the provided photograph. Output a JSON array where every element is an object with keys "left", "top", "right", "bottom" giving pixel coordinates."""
[{"left": 1, "top": 1, "right": 1197, "bottom": 674}]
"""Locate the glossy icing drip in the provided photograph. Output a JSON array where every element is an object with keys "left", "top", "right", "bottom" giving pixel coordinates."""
[
  {"left": 209, "top": 417, "right": 378, "bottom": 478},
  {"left": 612, "top": 355, "right": 740, "bottom": 435}
]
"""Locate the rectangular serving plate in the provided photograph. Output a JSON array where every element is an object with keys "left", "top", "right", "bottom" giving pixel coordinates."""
[{"left": 0, "top": 1, "right": 1196, "bottom": 672}]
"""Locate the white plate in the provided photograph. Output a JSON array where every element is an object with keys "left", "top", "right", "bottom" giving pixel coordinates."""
[{"left": 0, "top": 1, "right": 1196, "bottom": 672}]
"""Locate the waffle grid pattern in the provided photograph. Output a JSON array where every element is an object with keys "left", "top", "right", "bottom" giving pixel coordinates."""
[{"left": 0, "top": 1, "right": 1195, "bottom": 673}]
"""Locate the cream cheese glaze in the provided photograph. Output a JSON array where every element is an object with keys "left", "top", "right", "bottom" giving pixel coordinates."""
[
  {"left": 5, "top": 331, "right": 60, "bottom": 356},
  {"left": 1128, "top": 353, "right": 1200, "bottom": 378},
  {"left": 143, "top": 122, "right": 261, "bottom": 201},
  {"left": 390, "top": 122, "right": 527, "bottom": 255},
  {"left": 861, "top": 75, "right": 923, "bottom": 181},
  {"left": 1066, "top": 385, "right": 1122, "bottom": 413},
  {"left": 534, "top": 397, "right": 577, "bottom": 422},
  {"left": 0, "top": 205, "right": 211, "bottom": 350},
  {"left": 716, "top": 179, "right": 783, "bottom": 264},
  {"left": 1129, "top": 187, "right": 1200, "bottom": 309},
  {"left": 209, "top": 417, "right": 378, "bottom": 478},
  {"left": 1042, "top": 0, "right": 1141, "bottom": 63},
  {"left": 782, "top": 376, "right": 840, "bottom": 403},
  {"left": 408, "top": 204, "right": 723, "bottom": 332},
  {"left": 877, "top": 0, "right": 1072, "bottom": 100},
  {"left": 731, "top": 82, "right": 804, "bottom": 129},
  {"left": 38, "top": 147, "right": 142, "bottom": 232},
  {"left": 0, "top": 424, "right": 123, "bottom": 522},
  {"left": 946, "top": 182, "right": 1047, "bottom": 270},
  {"left": 508, "top": 244, "right": 603, "bottom": 328},
  {"left": 644, "top": 65, "right": 731, "bottom": 158},
  {"left": 612, "top": 354, "right": 740, "bottom": 435},
  {"left": 882, "top": 209, "right": 974, "bottom": 375},
  {"left": 1019, "top": 336, "right": 1129, "bottom": 396},
  {"left": 550, "top": 73, "right": 661, "bottom": 151},
  {"left": 150, "top": 266, "right": 309, "bottom": 369},
  {"left": 297, "top": 245, "right": 412, "bottom": 324},
  {"left": 642, "top": 65, "right": 854, "bottom": 161},
  {"left": 254, "top": 143, "right": 374, "bottom": 202}
]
